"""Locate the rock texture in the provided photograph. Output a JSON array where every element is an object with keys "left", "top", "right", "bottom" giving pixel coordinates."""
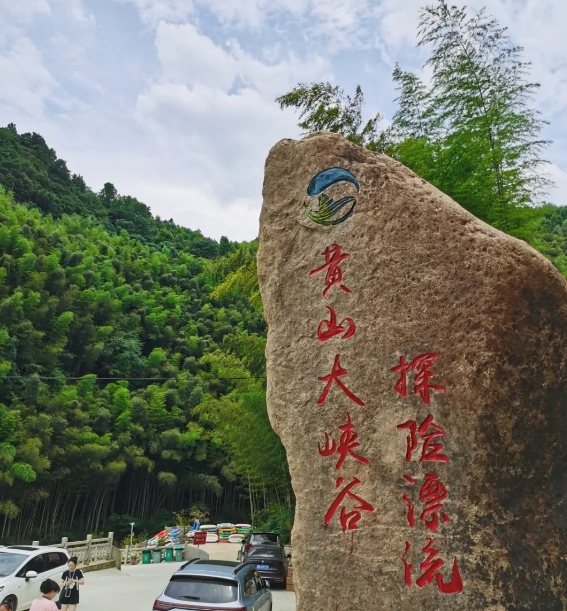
[{"left": 257, "top": 132, "right": 567, "bottom": 611}]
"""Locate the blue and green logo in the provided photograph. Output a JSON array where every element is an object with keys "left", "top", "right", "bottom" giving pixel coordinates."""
[{"left": 305, "top": 167, "right": 360, "bottom": 226}]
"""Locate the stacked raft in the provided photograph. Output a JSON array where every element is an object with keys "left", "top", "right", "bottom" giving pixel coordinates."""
[{"left": 149, "top": 522, "right": 252, "bottom": 546}]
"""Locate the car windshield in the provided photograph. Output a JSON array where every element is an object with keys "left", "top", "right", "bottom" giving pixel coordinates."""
[
  {"left": 0, "top": 552, "right": 26, "bottom": 577},
  {"left": 252, "top": 533, "right": 278, "bottom": 544},
  {"left": 164, "top": 576, "right": 238, "bottom": 604},
  {"left": 247, "top": 546, "right": 283, "bottom": 559}
]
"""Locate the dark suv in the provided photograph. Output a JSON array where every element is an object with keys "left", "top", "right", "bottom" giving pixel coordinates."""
[
  {"left": 240, "top": 545, "right": 289, "bottom": 588},
  {"left": 153, "top": 559, "right": 272, "bottom": 611},
  {"left": 237, "top": 532, "right": 281, "bottom": 561}
]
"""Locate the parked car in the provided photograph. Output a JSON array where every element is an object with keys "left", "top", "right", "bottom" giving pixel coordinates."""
[
  {"left": 0, "top": 545, "right": 70, "bottom": 611},
  {"left": 152, "top": 559, "right": 272, "bottom": 611},
  {"left": 240, "top": 545, "right": 289, "bottom": 588},
  {"left": 237, "top": 532, "right": 281, "bottom": 561}
]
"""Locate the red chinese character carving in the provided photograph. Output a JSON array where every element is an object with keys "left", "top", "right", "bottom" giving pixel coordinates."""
[
  {"left": 398, "top": 420, "right": 418, "bottom": 462},
  {"left": 397, "top": 414, "right": 449, "bottom": 463},
  {"left": 391, "top": 353, "right": 446, "bottom": 405},
  {"left": 412, "top": 354, "right": 446, "bottom": 405},
  {"left": 402, "top": 475, "right": 416, "bottom": 527},
  {"left": 402, "top": 493, "right": 415, "bottom": 527},
  {"left": 325, "top": 476, "right": 375, "bottom": 531},
  {"left": 402, "top": 540, "right": 463, "bottom": 594},
  {"left": 318, "top": 412, "right": 370, "bottom": 470},
  {"left": 391, "top": 356, "right": 411, "bottom": 398},
  {"left": 318, "top": 354, "right": 365, "bottom": 407},
  {"left": 419, "top": 415, "right": 449, "bottom": 463},
  {"left": 419, "top": 473, "right": 450, "bottom": 532},
  {"left": 402, "top": 473, "right": 450, "bottom": 531},
  {"left": 318, "top": 306, "right": 356, "bottom": 343},
  {"left": 416, "top": 538, "right": 463, "bottom": 594},
  {"left": 309, "top": 243, "right": 353, "bottom": 298},
  {"left": 402, "top": 542, "right": 412, "bottom": 587}
]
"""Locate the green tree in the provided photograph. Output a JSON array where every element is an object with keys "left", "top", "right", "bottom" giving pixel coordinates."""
[
  {"left": 391, "top": 0, "right": 552, "bottom": 235},
  {"left": 0, "top": 182, "right": 279, "bottom": 543},
  {"left": 276, "top": 83, "right": 390, "bottom": 152},
  {"left": 276, "top": 1, "right": 553, "bottom": 241}
]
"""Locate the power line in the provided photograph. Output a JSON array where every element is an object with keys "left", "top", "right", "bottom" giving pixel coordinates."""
[{"left": 0, "top": 375, "right": 266, "bottom": 381}]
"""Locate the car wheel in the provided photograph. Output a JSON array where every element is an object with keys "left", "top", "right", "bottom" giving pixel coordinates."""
[{"left": 3, "top": 594, "right": 17, "bottom": 610}]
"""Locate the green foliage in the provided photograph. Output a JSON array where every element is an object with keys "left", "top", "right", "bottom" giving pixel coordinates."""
[
  {"left": 254, "top": 503, "right": 293, "bottom": 545},
  {"left": 187, "top": 502, "right": 210, "bottom": 523},
  {"left": 0, "top": 157, "right": 287, "bottom": 542},
  {"left": 276, "top": 83, "right": 391, "bottom": 152},
  {"left": 0, "top": 125, "right": 236, "bottom": 260},
  {"left": 391, "top": 0, "right": 552, "bottom": 235},
  {"left": 529, "top": 206, "right": 567, "bottom": 276}
]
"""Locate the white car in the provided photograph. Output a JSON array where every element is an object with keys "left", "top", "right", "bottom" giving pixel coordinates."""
[{"left": 0, "top": 545, "right": 70, "bottom": 610}]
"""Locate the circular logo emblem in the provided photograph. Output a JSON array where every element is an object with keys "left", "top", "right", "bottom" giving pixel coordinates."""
[{"left": 305, "top": 167, "right": 360, "bottom": 226}]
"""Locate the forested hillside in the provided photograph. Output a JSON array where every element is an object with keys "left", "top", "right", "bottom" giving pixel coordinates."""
[
  {"left": 1, "top": 106, "right": 567, "bottom": 548},
  {"left": 0, "top": 124, "right": 291, "bottom": 546}
]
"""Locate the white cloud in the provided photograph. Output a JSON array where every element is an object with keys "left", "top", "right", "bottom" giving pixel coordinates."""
[
  {"left": 0, "top": 38, "right": 57, "bottom": 117},
  {"left": 2, "top": 0, "right": 567, "bottom": 241},
  {"left": 62, "top": 0, "right": 95, "bottom": 24},
  {"left": 155, "top": 23, "right": 236, "bottom": 90},
  {"left": 135, "top": 183, "right": 261, "bottom": 241},
  {"left": 0, "top": 0, "right": 50, "bottom": 22},
  {"left": 113, "top": 0, "right": 195, "bottom": 26},
  {"left": 547, "top": 163, "right": 567, "bottom": 208},
  {"left": 302, "top": 0, "right": 372, "bottom": 47},
  {"left": 120, "top": 0, "right": 374, "bottom": 51},
  {"left": 127, "top": 21, "right": 328, "bottom": 238}
]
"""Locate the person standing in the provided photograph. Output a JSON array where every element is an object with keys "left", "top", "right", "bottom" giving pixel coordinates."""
[
  {"left": 59, "top": 557, "right": 84, "bottom": 611},
  {"left": 30, "top": 579, "right": 60, "bottom": 611}
]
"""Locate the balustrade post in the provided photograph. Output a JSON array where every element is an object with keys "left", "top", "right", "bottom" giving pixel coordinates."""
[
  {"left": 85, "top": 534, "right": 92, "bottom": 566},
  {"left": 61, "top": 537, "right": 68, "bottom": 550},
  {"left": 32, "top": 541, "right": 39, "bottom": 546},
  {"left": 107, "top": 532, "right": 114, "bottom": 560}
]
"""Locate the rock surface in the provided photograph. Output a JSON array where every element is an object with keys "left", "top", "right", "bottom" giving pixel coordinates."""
[{"left": 257, "top": 132, "right": 567, "bottom": 611}]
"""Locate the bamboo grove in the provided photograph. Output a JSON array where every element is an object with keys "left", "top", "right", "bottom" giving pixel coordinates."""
[{"left": 0, "top": 125, "right": 292, "bottom": 545}]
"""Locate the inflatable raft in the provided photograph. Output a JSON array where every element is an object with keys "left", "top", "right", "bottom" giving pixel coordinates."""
[{"left": 217, "top": 523, "right": 236, "bottom": 542}]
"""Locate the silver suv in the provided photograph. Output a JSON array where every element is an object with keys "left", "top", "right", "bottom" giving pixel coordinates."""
[{"left": 152, "top": 559, "right": 272, "bottom": 611}]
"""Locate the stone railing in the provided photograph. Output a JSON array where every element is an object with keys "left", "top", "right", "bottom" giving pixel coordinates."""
[
  {"left": 121, "top": 541, "right": 146, "bottom": 565},
  {"left": 32, "top": 532, "right": 115, "bottom": 567}
]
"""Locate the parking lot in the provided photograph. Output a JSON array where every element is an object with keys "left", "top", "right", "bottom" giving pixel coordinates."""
[{"left": 80, "top": 543, "right": 296, "bottom": 611}]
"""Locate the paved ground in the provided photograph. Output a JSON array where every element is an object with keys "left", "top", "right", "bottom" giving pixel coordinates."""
[{"left": 80, "top": 543, "right": 295, "bottom": 611}]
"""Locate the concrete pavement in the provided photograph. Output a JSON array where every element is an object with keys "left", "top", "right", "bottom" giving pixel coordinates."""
[{"left": 79, "top": 543, "right": 296, "bottom": 611}]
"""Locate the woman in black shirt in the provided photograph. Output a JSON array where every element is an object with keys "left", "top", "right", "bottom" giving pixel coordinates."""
[{"left": 59, "top": 557, "right": 85, "bottom": 610}]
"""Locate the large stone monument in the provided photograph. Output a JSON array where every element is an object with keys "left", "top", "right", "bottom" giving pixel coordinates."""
[{"left": 257, "top": 132, "right": 567, "bottom": 610}]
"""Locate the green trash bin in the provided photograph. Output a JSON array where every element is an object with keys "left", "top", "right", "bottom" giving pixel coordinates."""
[
  {"left": 153, "top": 548, "right": 161, "bottom": 564},
  {"left": 142, "top": 549, "right": 152, "bottom": 565},
  {"left": 165, "top": 547, "right": 174, "bottom": 562},
  {"left": 174, "top": 546, "right": 184, "bottom": 562}
]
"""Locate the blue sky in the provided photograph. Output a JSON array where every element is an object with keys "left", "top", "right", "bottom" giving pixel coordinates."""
[{"left": 1, "top": 0, "right": 566, "bottom": 241}]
